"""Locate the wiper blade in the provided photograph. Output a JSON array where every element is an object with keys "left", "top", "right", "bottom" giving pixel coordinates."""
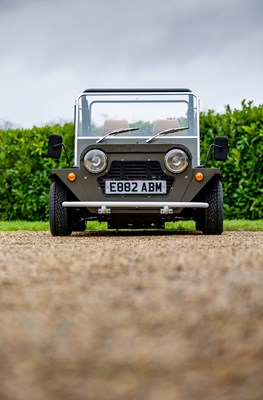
[
  {"left": 146, "top": 126, "right": 189, "bottom": 143},
  {"left": 96, "top": 127, "right": 139, "bottom": 143}
]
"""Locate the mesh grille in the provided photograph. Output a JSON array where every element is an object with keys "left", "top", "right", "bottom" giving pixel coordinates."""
[{"left": 98, "top": 161, "right": 174, "bottom": 196}]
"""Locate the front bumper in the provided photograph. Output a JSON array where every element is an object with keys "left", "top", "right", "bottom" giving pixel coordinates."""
[{"left": 62, "top": 201, "right": 208, "bottom": 215}]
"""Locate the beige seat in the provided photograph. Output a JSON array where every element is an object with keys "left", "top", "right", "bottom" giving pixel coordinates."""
[
  {"left": 103, "top": 119, "right": 129, "bottom": 133},
  {"left": 153, "top": 119, "right": 180, "bottom": 134}
]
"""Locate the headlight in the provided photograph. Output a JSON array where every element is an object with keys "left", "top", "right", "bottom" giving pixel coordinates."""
[
  {"left": 83, "top": 149, "right": 107, "bottom": 173},
  {"left": 164, "top": 149, "right": 189, "bottom": 173}
]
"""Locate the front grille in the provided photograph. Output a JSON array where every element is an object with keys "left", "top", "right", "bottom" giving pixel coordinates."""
[{"left": 98, "top": 160, "right": 174, "bottom": 196}]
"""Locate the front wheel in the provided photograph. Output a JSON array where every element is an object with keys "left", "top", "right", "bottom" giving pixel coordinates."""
[
  {"left": 49, "top": 181, "right": 72, "bottom": 236},
  {"left": 196, "top": 180, "right": 223, "bottom": 235}
]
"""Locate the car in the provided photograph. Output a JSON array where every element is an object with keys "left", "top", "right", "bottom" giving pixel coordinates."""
[{"left": 47, "top": 88, "right": 228, "bottom": 236}]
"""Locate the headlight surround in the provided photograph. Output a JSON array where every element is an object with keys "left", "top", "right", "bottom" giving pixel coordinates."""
[
  {"left": 83, "top": 149, "right": 107, "bottom": 173},
  {"left": 164, "top": 149, "right": 189, "bottom": 173}
]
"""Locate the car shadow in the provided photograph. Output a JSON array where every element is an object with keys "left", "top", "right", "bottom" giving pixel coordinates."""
[{"left": 72, "top": 229, "right": 202, "bottom": 237}]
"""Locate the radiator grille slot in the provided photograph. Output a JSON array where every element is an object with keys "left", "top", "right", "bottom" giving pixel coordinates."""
[{"left": 98, "top": 160, "right": 174, "bottom": 196}]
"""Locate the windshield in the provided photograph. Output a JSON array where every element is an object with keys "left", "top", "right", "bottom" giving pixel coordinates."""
[{"left": 76, "top": 91, "right": 198, "bottom": 138}]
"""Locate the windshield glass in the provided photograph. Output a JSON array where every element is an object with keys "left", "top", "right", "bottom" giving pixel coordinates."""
[{"left": 76, "top": 92, "right": 198, "bottom": 138}]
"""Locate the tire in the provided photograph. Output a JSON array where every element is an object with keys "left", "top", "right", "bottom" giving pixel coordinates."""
[
  {"left": 196, "top": 180, "right": 223, "bottom": 235},
  {"left": 49, "top": 181, "right": 73, "bottom": 236}
]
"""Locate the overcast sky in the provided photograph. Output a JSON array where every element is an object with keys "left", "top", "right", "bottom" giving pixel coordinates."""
[{"left": 0, "top": 0, "right": 262, "bottom": 128}]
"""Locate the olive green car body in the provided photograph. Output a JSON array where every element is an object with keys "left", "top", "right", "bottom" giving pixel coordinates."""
[{"left": 48, "top": 89, "right": 228, "bottom": 234}]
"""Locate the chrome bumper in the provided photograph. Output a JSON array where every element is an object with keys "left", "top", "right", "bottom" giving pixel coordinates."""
[{"left": 62, "top": 201, "right": 209, "bottom": 215}]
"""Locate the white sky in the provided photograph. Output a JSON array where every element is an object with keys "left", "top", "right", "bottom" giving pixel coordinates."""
[{"left": 0, "top": 0, "right": 262, "bottom": 128}]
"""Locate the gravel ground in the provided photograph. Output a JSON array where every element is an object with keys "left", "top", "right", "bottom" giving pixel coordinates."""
[{"left": 0, "top": 230, "right": 263, "bottom": 400}]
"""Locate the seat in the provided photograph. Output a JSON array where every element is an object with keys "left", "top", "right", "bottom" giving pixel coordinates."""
[
  {"left": 153, "top": 119, "right": 180, "bottom": 134},
  {"left": 103, "top": 119, "right": 129, "bottom": 133}
]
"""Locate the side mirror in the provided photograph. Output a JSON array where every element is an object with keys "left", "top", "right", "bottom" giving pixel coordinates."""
[
  {"left": 214, "top": 136, "right": 228, "bottom": 161},
  {"left": 48, "top": 134, "right": 63, "bottom": 159}
]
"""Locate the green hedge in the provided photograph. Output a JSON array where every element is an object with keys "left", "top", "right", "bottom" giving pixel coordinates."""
[
  {"left": 200, "top": 101, "right": 263, "bottom": 219},
  {"left": 0, "top": 101, "right": 262, "bottom": 221},
  {"left": 0, "top": 123, "right": 74, "bottom": 221}
]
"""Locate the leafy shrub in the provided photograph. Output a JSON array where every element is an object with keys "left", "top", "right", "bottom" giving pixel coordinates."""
[
  {"left": 0, "top": 101, "right": 262, "bottom": 221},
  {"left": 200, "top": 101, "right": 263, "bottom": 219},
  {"left": 0, "top": 123, "right": 74, "bottom": 221}
]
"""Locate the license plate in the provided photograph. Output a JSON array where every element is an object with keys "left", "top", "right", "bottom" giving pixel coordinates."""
[{"left": 105, "top": 180, "right": 167, "bottom": 194}]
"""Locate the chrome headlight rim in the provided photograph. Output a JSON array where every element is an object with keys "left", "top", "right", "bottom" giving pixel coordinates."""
[
  {"left": 164, "top": 149, "right": 189, "bottom": 174},
  {"left": 83, "top": 149, "right": 108, "bottom": 174}
]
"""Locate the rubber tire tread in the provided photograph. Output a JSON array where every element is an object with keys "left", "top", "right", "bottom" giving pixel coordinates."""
[
  {"left": 49, "top": 181, "right": 72, "bottom": 236},
  {"left": 200, "top": 180, "right": 223, "bottom": 235}
]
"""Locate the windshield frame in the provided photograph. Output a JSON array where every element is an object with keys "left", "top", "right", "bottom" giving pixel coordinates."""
[
  {"left": 74, "top": 89, "right": 200, "bottom": 164},
  {"left": 76, "top": 90, "right": 199, "bottom": 134}
]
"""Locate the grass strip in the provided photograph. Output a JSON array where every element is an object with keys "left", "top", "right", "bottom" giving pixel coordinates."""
[
  {"left": 0, "top": 220, "right": 262, "bottom": 232},
  {"left": 0, "top": 221, "right": 50, "bottom": 231},
  {"left": 223, "top": 219, "right": 263, "bottom": 231}
]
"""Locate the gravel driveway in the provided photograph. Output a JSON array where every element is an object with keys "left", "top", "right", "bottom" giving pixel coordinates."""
[{"left": 0, "top": 230, "right": 263, "bottom": 400}]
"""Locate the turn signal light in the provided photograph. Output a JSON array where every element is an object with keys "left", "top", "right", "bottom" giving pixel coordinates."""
[
  {"left": 195, "top": 172, "right": 204, "bottom": 182},
  {"left": 68, "top": 172, "right": 76, "bottom": 182}
]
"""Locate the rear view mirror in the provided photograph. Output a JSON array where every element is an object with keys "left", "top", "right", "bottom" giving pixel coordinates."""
[
  {"left": 214, "top": 136, "right": 228, "bottom": 161},
  {"left": 48, "top": 134, "right": 63, "bottom": 159}
]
